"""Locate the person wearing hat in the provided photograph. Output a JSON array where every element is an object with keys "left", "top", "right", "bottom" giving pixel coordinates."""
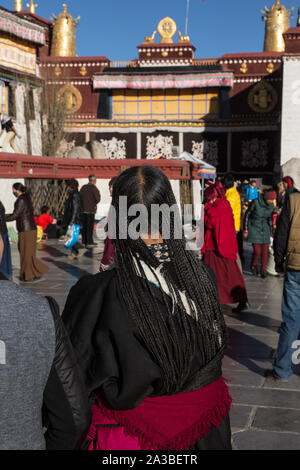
[
  {"left": 202, "top": 182, "right": 248, "bottom": 312},
  {"left": 244, "top": 189, "right": 277, "bottom": 278}
]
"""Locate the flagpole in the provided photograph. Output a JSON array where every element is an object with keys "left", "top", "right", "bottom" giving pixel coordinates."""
[{"left": 185, "top": 0, "right": 190, "bottom": 36}]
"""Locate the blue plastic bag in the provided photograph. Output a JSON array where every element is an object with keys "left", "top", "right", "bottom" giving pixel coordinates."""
[{"left": 65, "top": 224, "right": 80, "bottom": 250}]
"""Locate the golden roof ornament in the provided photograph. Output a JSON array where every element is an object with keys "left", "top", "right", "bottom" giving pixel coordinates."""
[
  {"left": 157, "top": 17, "right": 177, "bottom": 43},
  {"left": 144, "top": 31, "right": 157, "bottom": 43},
  {"left": 27, "top": 0, "right": 37, "bottom": 14},
  {"left": 262, "top": 0, "right": 294, "bottom": 52},
  {"left": 297, "top": 6, "right": 300, "bottom": 26},
  {"left": 14, "top": 0, "right": 23, "bottom": 12},
  {"left": 50, "top": 4, "right": 80, "bottom": 57},
  {"left": 178, "top": 31, "right": 190, "bottom": 42}
]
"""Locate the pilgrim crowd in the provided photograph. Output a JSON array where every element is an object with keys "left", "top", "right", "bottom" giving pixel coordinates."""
[{"left": 0, "top": 168, "right": 299, "bottom": 451}]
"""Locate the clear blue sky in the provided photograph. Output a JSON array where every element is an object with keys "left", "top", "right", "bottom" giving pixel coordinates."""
[{"left": 5, "top": 0, "right": 298, "bottom": 59}]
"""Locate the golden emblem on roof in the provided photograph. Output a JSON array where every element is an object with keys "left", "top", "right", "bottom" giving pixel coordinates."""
[
  {"left": 157, "top": 17, "right": 177, "bottom": 43},
  {"left": 57, "top": 83, "right": 82, "bottom": 114}
]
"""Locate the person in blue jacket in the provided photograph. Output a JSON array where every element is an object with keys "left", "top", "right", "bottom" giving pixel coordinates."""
[{"left": 246, "top": 180, "right": 259, "bottom": 203}]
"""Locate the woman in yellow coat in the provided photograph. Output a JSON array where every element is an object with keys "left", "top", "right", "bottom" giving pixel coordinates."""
[{"left": 224, "top": 175, "right": 241, "bottom": 233}]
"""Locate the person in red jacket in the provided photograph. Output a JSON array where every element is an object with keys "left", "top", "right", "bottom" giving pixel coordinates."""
[
  {"left": 38, "top": 206, "right": 58, "bottom": 239},
  {"left": 202, "top": 182, "right": 248, "bottom": 313}
]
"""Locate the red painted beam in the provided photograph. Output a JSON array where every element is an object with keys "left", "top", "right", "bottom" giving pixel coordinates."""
[{"left": 0, "top": 153, "right": 201, "bottom": 180}]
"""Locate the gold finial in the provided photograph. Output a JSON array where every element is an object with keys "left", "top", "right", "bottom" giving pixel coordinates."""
[
  {"left": 178, "top": 31, "right": 190, "bottom": 42},
  {"left": 27, "top": 0, "right": 38, "bottom": 14},
  {"left": 262, "top": 1, "right": 293, "bottom": 52},
  {"left": 157, "top": 17, "right": 177, "bottom": 43},
  {"left": 50, "top": 4, "right": 80, "bottom": 57},
  {"left": 144, "top": 31, "right": 157, "bottom": 43},
  {"left": 297, "top": 6, "right": 300, "bottom": 26},
  {"left": 14, "top": 0, "right": 23, "bottom": 12}
]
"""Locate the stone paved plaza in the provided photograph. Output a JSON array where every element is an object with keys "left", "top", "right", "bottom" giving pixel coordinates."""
[{"left": 10, "top": 240, "right": 300, "bottom": 450}]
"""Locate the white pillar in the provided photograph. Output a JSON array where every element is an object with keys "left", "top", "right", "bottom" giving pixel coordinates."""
[
  {"left": 137, "top": 132, "right": 142, "bottom": 159},
  {"left": 179, "top": 132, "right": 184, "bottom": 153}
]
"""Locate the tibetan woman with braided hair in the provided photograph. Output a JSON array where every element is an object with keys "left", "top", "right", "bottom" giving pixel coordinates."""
[{"left": 62, "top": 166, "right": 232, "bottom": 451}]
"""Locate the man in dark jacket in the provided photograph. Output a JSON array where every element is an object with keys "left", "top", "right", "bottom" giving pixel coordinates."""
[
  {"left": 0, "top": 248, "right": 91, "bottom": 450},
  {"left": 62, "top": 180, "right": 86, "bottom": 260},
  {"left": 265, "top": 191, "right": 300, "bottom": 382},
  {"left": 80, "top": 175, "right": 101, "bottom": 248}
]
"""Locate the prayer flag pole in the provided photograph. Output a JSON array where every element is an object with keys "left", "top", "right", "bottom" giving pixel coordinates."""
[{"left": 185, "top": 0, "right": 205, "bottom": 36}]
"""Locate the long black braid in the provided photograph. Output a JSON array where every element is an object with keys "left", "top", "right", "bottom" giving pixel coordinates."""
[{"left": 111, "top": 166, "right": 227, "bottom": 395}]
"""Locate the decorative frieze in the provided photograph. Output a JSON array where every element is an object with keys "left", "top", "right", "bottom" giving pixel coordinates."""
[
  {"left": 192, "top": 140, "right": 219, "bottom": 167},
  {"left": 146, "top": 134, "right": 173, "bottom": 159},
  {"left": 241, "top": 138, "right": 269, "bottom": 168},
  {"left": 100, "top": 137, "right": 127, "bottom": 159}
]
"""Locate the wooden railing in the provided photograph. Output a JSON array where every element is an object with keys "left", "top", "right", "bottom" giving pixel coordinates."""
[{"left": 0, "top": 153, "right": 202, "bottom": 181}]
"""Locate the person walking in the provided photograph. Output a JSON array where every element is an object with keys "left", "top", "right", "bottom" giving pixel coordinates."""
[
  {"left": 244, "top": 190, "right": 276, "bottom": 278},
  {"left": 224, "top": 174, "right": 241, "bottom": 234},
  {"left": 202, "top": 182, "right": 248, "bottom": 313},
  {"left": 62, "top": 166, "right": 232, "bottom": 451},
  {"left": 80, "top": 175, "right": 101, "bottom": 248},
  {"left": 0, "top": 199, "right": 12, "bottom": 279},
  {"left": 5, "top": 183, "right": 48, "bottom": 282},
  {"left": 224, "top": 174, "right": 244, "bottom": 264},
  {"left": 62, "top": 179, "right": 87, "bottom": 260},
  {"left": 0, "top": 113, "right": 21, "bottom": 153},
  {"left": 265, "top": 191, "right": 300, "bottom": 381},
  {"left": 245, "top": 180, "right": 259, "bottom": 204},
  {"left": 0, "top": 246, "right": 91, "bottom": 450}
]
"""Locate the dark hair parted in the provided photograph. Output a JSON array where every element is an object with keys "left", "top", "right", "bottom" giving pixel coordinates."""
[
  {"left": 13, "top": 183, "right": 26, "bottom": 193},
  {"left": 111, "top": 166, "right": 227, "bottom": 395}
]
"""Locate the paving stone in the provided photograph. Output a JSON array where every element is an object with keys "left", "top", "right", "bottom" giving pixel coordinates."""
[
  {"left": 233, "top": 429, "right": 300, "bottom": 450},
  {"left": 229, "top": 385, "right": 300, "bottom": 409},
  {"left": 230, "top": 405, "right": 253, "bottom": 429},
  {"left": 253, "top": 408, "right": 300, "bottom": 433},
  {"left": 223, "top": 370, "right": 265, "bottom": 387}
]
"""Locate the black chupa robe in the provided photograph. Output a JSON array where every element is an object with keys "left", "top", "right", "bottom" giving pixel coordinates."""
[{"left": 62, "top": 267, "right": 232, "bottom": 450}]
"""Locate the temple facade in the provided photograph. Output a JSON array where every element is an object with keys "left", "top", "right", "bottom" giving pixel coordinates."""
[
  {"left": 1, "top": 0, "right": 300, "bottom": 215},
  {"left": 33, "top": 1, "right": 300, "bottom": 183}
]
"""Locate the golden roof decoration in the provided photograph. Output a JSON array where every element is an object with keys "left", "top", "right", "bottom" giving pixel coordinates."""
[
  {"left": 27, "top": 0, "right": 38, "bottom": 14},
  {"left": 157, "top": 17, "right": 177, "bottom": 43},
  {"left": 14, "top": 0, "right": 23, "bottom": 12},
  {"left": 50, "top": 4, "right": 80, "bottom": 57},
  {"left": 143, "top": 17, "right": 191, "bottom": 44},
  {"left": 261, "top": 0, "right": 294, "bottom": 52}
]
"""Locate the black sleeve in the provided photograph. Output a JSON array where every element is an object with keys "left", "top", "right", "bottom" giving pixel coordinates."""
[
  {"left": 243, "top": 200, "right": 255, "bottom": 231},
  {"left": 273, "top": 197, "right": 291, "bottom": 268},
  {"left": 71, "top": 193, "right": 81, "bottom": 224},
  {"left": 43, "top": 297, "right": 91, "bottom": 450},
  {"left": 5, "top": 198, "right": 22, "bottom": 222}
]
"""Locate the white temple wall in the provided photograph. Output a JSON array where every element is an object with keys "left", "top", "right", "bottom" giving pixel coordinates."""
[
  {"left": 0, "top": 84, "right": 42, "bottom": 155},
  {"left": 281, "top": 58, "right": 300, "bottom": 165}
]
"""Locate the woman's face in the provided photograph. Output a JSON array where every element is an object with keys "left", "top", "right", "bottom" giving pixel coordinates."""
[
  {"left": 278, "top": 182, "right": 285, "bottom": 194},
  {"left": 12, "top": 188, "right": 19, "bottom": 198}
]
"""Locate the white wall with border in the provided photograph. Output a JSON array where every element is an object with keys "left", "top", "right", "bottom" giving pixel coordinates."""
[{"left": 281, "top": 58, "right": 300, "bottom": 165}]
